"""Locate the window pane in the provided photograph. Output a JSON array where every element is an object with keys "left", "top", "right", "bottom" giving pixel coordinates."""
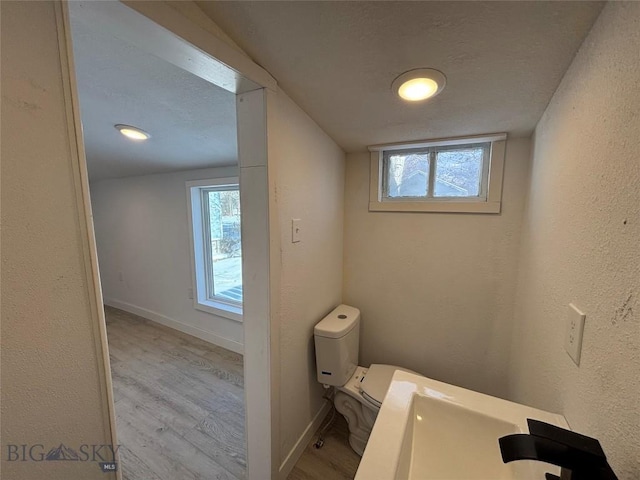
[
  {"left": 434, "top": 147, "right": 484, "bottom": 197},
  {"left": 385, "top": 152, "right": 430, "bottom": 198},
  {"left": 207, "top": 189, "right": 242, "bottom": 303}
]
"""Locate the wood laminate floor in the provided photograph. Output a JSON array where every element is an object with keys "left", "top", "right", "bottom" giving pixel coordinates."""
[
  {"left": 105, "top": 306, "right": 246, "bottom": 480},
  {"left": 287, "top": 412, "right": 361, "bottom": 480},
  {"left": 106, "top": 305, "right": 360, "bottom": 480}
]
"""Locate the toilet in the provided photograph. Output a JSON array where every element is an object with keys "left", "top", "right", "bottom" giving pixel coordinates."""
[{"left": 314, "top": 304, "right": 416, "bottom": 456}]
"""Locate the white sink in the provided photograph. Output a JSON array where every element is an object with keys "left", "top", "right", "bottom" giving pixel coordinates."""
[{"left": 355, "top": 371, "right": 569, "bottom": 480}]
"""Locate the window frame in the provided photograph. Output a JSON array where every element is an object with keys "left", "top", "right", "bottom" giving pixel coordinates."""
[
  {"left": 369, "top": 133, "right": 507, "bottom": 214},
  {"left": 186, "top": 177, "right": 243, "bottom": 322}
]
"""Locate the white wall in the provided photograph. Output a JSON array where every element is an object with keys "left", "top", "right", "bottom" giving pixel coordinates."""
[
  {"left": 343, "top": 138, "right": 531, "bottom": 398},
  {"left": 271, "top": 91, "right": 345, "bottom": 473},
  {"left": 90, "top": 166, "right": 243, "bottom": 353},
  {"left": 1, "top": 2, "right": 115, "bottom": 479},
  {"left": 508, "top": 3, "right": 640, "bottom": 478}
]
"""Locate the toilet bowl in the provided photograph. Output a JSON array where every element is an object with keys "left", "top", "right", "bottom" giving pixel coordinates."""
[
  {"left": 333, "top": 364, "right": 416, "bottom": 455},
  {"left": 314, "top": 304, "right": 419, "bottom": 456}
]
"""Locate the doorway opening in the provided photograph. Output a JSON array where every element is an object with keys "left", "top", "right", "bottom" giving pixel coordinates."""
[{"left": 62, "top": 1, "right": 274, "bottom": 478}]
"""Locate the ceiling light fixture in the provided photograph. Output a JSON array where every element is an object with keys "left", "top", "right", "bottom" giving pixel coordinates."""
[
  {"left": 115, "top": 124, "right": 150, "bottom": 141},
  {"left": 392, "top": 68, "right": 446, "bottom": 102}
]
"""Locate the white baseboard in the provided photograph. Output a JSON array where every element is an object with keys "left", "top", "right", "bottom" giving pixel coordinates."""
[
  {"left": 104, "top": 298, "right": 244, "bottom": 355},
  {"left": 279, "top": 400, "right": 332, "bottom": 479}
]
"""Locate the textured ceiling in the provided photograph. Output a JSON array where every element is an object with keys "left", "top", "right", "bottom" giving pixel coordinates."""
[
  {"left": 69, "top": 3, "right": 238, "bottom": 181},
  {"left": 196, "top": 1, "right": 604, "bottom": 152}
]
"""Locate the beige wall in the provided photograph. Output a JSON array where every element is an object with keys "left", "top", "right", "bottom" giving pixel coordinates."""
[
  {"left": 343, "top": 138, "right": 531, "bottom": 398},
  {"left": 272, "top": 92, "right": 345, "bottom": 469},
  {"left": 1, "top": 2, "right": 115, "bottom": 479},
  {"left": 508, "top": 3, "right": 640, "bottom": 478}
]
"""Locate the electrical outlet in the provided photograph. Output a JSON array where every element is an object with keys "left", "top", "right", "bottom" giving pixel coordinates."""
[
  {"left": 118, "top": 271, "right": 124, "bottom": 282},
  {"left": 188, "top": 287, "right": 194, "bottom": 300},
  {"left": 564, "top": 303, "right": 586, "bottom": 366}
]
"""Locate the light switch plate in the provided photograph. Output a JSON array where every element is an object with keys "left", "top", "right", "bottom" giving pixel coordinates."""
[
  {"left": 292, "top": 218, "right": 301, "bottom": 243},
  {"left": 565, "top": 303, "right": 586, "bottom": 366}
]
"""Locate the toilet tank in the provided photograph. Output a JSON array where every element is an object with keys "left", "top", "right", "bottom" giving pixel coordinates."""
[{"left": 314, "top": 304, "right": 360, "bottom": 387}]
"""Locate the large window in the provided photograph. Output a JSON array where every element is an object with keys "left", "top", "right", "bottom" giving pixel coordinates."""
[
  {"left": 369, "top": 134, "right": 506, "bottom": 213},
  {"left": 187, "top": 178, "right": 242, "bottom": 321}
]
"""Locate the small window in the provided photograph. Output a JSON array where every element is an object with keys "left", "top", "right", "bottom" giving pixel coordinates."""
[
  {"left": 187, "top": 178, "right": 242, "bottom": 321},
  {"left": 370, "top": 134, "right": 506, "bottom": 213}
]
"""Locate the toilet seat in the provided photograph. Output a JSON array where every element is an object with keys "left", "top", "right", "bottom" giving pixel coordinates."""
[
  {"left": 360, "top": 364, "right": 417, "bottom": 408},
  {"left": 332, "top": 364, "right": 421, "bottom": 456},
  {"left": 336, "top": 364, "right": 417, "bottom": 410}
]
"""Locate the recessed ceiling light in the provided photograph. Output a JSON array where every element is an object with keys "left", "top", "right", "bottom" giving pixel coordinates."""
[
  {"left": 392, "top": 69, "right": 446, "bottom": 102},
  {"left": 115, "top": 124, "right": 150, "bottom": 141}
]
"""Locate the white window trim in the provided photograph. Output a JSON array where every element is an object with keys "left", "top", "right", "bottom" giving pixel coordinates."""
[
  {"left": 186, "top": 177, "right": 243, "bottom": 323},
  {"left": 369, "top": 133, "right": 507, "bottom": 214}
]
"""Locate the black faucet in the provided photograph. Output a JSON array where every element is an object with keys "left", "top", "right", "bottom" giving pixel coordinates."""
[{"left": 499, "top": 419, "right": 618, "bottom": 480}]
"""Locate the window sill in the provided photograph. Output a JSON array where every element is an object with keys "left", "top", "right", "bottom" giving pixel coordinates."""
[
  {"left": 369, "top": 199, "right": 501, "bottom": 214},
  {"left": 195, "top": 299, "right": 243, "bottom": 323}
]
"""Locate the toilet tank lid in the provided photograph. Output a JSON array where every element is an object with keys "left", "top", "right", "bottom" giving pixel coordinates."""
[
  {"left": 360, "top": 364, "right": 418, "bottom": 407},
  {"left": 314, "top": 304, "right": 360, "bottom": 339}
]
